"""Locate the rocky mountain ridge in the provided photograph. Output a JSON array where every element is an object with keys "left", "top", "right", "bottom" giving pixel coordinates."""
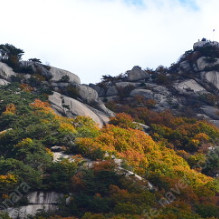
[{"left": 90, "top": 39, "right": 219, "bottom": 127}]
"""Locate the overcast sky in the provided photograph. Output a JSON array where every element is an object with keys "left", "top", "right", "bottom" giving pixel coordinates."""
[{"left": 0, "top": 0, "right": 218, "bottom": 83}]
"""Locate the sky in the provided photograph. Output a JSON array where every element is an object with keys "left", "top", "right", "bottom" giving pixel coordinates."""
[{"left": 0, "top": 0, "right": 218, "bottom": 84}]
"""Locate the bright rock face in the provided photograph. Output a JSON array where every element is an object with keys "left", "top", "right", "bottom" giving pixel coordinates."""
[
  {"left": 49, "top": 92, "right": 110, "bottom": 127},
  {"left": 0, "top": 62, "right": 16, "bottom": 80},
  {"left": 196, "top": 56, "right": 219, "bottom": 71},
  {"left": 49, "top": 66, "right": 81, "bottom": 84},
  {"left": 174, "top": 79, "right": 207, "bottom": 94},
  {"left": 0, "top": 61, "right": 113, "bottom": 127},
  {"left": 6, "top": 192, "right": 63, "bottom": 219},
  {"left": 202, "top": 71, "right": 219, "bottom": 89}
]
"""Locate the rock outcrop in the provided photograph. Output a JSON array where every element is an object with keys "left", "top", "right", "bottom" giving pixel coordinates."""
[
  {"left": 6, "top": 192, "right": 64, "bottom": 219},
  {"left": 93, "top": 39, "right": 219, "bottom": 127},
  {"left": 0, "top": 61, "right": 113, "bottom": 127},
  {"left": 49, "top": 92, "right": 111, "bottom": 127}
]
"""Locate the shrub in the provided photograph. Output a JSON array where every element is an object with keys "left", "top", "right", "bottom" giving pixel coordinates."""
[{"left": 116, "top": 85, "right": 135, "bottom": 100}]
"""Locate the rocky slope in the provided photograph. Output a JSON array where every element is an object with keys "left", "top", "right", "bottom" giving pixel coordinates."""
[
  {"left": 91, "top": 39, "right": 219, "bottom": 127},
  {"left": 0, "top": 60, "right": 113, "bottom": 127}
]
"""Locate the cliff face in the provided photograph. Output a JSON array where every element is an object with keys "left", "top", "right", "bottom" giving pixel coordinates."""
[{"left": 91, "top": 39, "right": 219, "bottom": 127}]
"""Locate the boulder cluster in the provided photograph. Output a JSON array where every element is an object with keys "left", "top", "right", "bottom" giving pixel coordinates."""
[{"left": 90, "top": 39, "right": 219, "bottom": 127}]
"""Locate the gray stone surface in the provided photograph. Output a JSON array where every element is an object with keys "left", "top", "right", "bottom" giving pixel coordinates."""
[
  {"left": 0, "top": 78, "right": 10, "bottom": 86},
  {"left": 49, "top": 92, "right": 109, "bottom": 127},
  {"left": 89, "top": 84, "right": 105, "bottom": 96},
  {"left": 179, "top": 60, "right": 191, "bottom": 73},
  {"left": 77, "top": 84, "right": 99, "bottom": 103},
  {"left": 202, "top": 71, "right": 219, "bottom": 89},
  {"left": 130, "top": 89, "right": 153, "bottom": 99},
  {"left": 49, "top": 66, "right": 81, "bottom": 84},
  {"left": 115, "top": 81, "right": 141, "bottom": 88},
  {"left": 6, "top": 192, "right": 63, "bottom": 219},
  {"left": 174, "top": 79, "right": 206, "bottom": 94},
  {"left": 106, "top": 86, "right": 118, "bottom": 96},
  {"left": 127, "top": 66, "right": 149, "bottom": 81},
  {"left": 0, "top": 62, "right": 16, "bottom": 80},
  {"left": 201, "top": 105, "right": 219, "bottom": 120},
  {"left": 196, "top": 56, "right": 219, "bottom": 71}
]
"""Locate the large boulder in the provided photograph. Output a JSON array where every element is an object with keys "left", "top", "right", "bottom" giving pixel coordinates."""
[
  {"left": 6, "top": 192, "right": 63, "bottom": 219},
  {"left": 127, "top": 66, "right": 149, "bottom": 81},
  {"left": 202, "top": 71, "right": 219, "bottom": 90},
  {"left": 196, "top": 56, "right": 219, "bottom": 71},
  {"left": 0, "top": 62, "right": 16, "bottom": 80},
  {"left": 0, "top": 78, "right": 10, "bottom": 86},
  {"left": 49, "top": 66, "right": 81, "bottom": 84},
  {"left": 76, "top": 84, "right": 99, "bottom": 104},
  {"left": 49, "top": 92, "right": 109, "bottom": 127},
  {"left": 174, "top": 79, "right": 207, "bottom": 94},
  {"left": 19, "top": 61, "right": 81, "bottom": 84}
]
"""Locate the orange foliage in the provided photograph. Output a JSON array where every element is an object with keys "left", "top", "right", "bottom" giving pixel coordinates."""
[
  {"left": 30, "top": 99, "right": 51, "bottom": 111},
  {"left": 20, "top": 83, "right": 33, "bottom": 92},
  {"left": 3, "top": 103, "right": 16, "bottom": 115},
  {"left": 76, "top": 124, "right": 213, "bottom": 187},
  {"left": 0, "top": 174, "right": 18, "bottom": 184},
  {"left": 92, "top": 160, "right": 116, "bottom": 172}
]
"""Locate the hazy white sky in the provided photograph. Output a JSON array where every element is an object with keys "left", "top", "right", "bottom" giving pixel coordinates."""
[{"left": 0, "top": 0, "right": 218, "bottom": 83}]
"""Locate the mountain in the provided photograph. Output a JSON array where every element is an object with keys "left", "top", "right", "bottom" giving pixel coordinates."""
[
  {"left": 0, "top": 41, "right": 218, "bottom": 219},
  {"left": 92, "top": 39, "right": 219, "bottom": 127}
]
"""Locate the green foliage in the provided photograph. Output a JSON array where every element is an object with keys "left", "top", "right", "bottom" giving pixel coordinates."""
[
  {"left": 195, "top": 204, "right": 219, "bottom": 218},
  {"left": 66, "top": 85, "right": 80, "bottom": 99},
  {"left": 0, "top": 44, "right": 24, "bottom": 67},
  {"left": 59, "top": 75, "right": 70, "bottom": 82}
]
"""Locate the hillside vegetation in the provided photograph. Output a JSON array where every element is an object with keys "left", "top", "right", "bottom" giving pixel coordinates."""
[
  {"left": 0, "top": 43, "right": 218, "bottom": 218},
  {"left": 0, "top": 83, "right": 217, "bottom": 219}
]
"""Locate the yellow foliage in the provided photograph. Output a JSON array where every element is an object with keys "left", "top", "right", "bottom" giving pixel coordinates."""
[
  {"left": 46, "top": 148, "right": 53, "bottom": 157},
  {"left": 0, "top": 174, "right": 18, "bottom": 184},
  {"left": 59, "top": 122, "right": 76, "bottom": 133},
  {"left": 194, "top": 133, "right": 210, "bottom": 141},
  {"left": 16, "top": 138, "right": 33, "bottom": 147},
  {"left": 76, "top": 124, "right": 213, "bottom": 187},
  {"left": 3, "top": 103, "right": 16, "bottom": 115},
  {"left": 20, "top": 83, "right": 33, "bottom": 92}
]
